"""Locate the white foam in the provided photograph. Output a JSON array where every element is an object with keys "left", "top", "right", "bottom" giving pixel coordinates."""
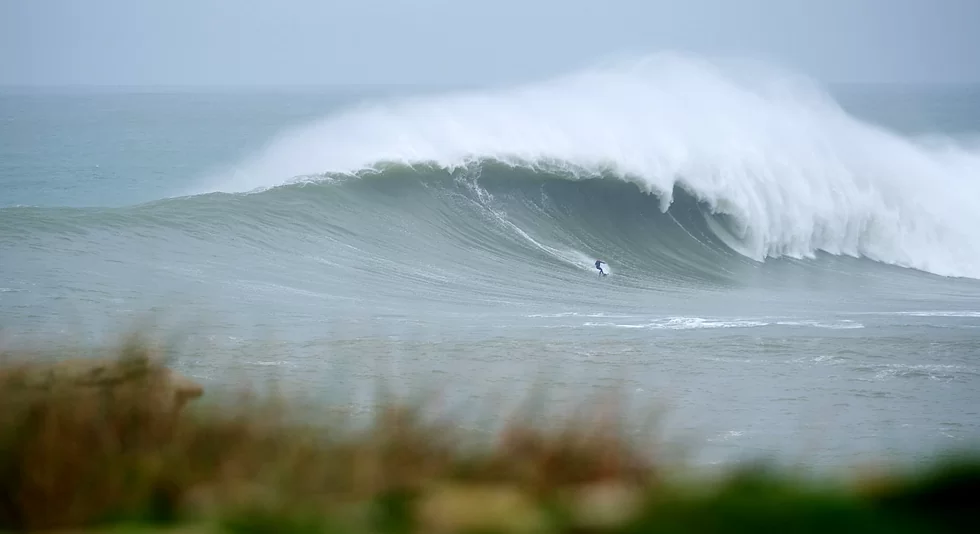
[
  {"left": 871, "top": 363, "right": 968, "bottom": 382},
  {"left": 197, "top": 52, "right": 980, "bottom": 279},
  {"left": 582, "top": 316, "right": 868, "bottom": 330},
  {"left": 584, "top": 317, "right": 769, "bottom": 330},
  {"left": 891, "top": 311, "right": 980, "bottom": 318},
  {"left": 775, "top": 320, "right": 865, "bottom": 329}
]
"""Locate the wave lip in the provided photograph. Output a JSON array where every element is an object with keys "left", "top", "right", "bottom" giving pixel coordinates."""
[{"left": 195, "top": 53, "right": 980, "bottom": 280}]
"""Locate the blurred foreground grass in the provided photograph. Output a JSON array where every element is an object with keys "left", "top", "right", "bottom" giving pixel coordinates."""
[{"left": 0, "top": 336, "right": 977, "bottom": 533}]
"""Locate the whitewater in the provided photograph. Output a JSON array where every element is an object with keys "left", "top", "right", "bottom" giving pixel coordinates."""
[
  {"left": 198, "top": 54, "right": 980, "bottom": 279},
  {"left": 3, "top": 53, "right": 980, "bottom": 467}
]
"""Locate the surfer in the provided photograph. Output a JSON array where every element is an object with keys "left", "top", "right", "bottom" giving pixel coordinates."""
[{"left": 595, "top": 259, "right": 607, "bottom": 277}]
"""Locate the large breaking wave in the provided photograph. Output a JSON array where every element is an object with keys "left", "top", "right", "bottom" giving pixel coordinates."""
[
  {"left": 5, "top": 161, "right": 980, "bottom": 305},
  {"left": 190, "top": 53, "right": 980, "bottom": 280}
]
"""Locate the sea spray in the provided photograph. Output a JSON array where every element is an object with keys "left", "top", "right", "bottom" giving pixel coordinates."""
[{"left": 191, "top": 53, "right": 979, "bottom": 279}]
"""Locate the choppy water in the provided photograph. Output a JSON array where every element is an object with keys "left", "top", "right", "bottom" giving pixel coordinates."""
[{"left": 2, "top": 55, "right": 979, "bottom": 467}]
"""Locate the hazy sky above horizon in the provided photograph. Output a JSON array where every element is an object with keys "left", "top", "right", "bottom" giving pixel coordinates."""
[{"left": 2, "top": 0, "right": 978, "bottom": 87}]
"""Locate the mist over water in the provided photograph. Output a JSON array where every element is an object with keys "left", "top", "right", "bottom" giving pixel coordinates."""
[{"left": 2, "top": 53, "right": 980, "bottom": 467}]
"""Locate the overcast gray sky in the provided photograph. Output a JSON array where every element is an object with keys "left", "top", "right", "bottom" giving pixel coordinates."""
[{"left": 2, "top": 0, "right": 978, "bottom": 87}]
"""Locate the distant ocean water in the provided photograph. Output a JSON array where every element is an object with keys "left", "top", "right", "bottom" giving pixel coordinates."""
[{"left": 2, "top": 55, "right": 979, "bottom": 468}]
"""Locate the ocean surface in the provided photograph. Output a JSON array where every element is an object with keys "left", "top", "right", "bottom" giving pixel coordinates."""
[{"left": 2, "top": 55, "right": 979, "bottom": 468}]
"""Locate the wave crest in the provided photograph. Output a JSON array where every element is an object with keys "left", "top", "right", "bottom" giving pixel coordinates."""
[{"left": 194, "top": 53, "right": 980, "bottom": 279}]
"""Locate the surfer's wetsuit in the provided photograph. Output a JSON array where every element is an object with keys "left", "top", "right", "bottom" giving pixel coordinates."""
[{"left": 595, "top": 260, "right": 605, "bottom": 275}]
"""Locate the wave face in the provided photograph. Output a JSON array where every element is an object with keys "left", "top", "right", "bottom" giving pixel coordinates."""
[
  {"left": 189, "top": 53, "right": 980, "bottom": 280},
  {"left": 4, "top": 164, "right": 756, "bottom": 295}
]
